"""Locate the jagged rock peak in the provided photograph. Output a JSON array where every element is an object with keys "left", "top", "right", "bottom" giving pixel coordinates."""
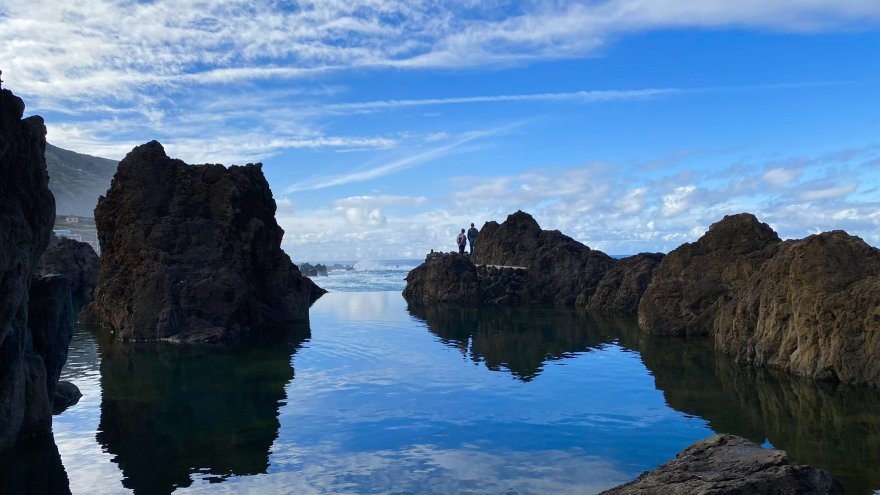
[{"left": 85, "top": 141, "right": 325, "bottom": 343}]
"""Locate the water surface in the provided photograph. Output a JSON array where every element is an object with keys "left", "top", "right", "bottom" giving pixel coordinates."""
[{"left": 10, "top": 291, "right": 880, "bottom": 494}]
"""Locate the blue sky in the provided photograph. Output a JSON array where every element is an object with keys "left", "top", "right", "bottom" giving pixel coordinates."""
[{"left": 2, "top": 1, "right": 879, "bottom": 260}]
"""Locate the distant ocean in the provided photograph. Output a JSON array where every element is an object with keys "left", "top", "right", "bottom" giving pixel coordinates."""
[
  {"left": 302, "top": 259, "right": 421, "bottom": 292},
  {"left": 303, "top": 255, "right": 638, "bottom": 293}
]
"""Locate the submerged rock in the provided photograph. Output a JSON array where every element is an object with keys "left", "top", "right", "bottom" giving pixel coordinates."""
[
  {"left": 84, "top": 141, "right": 325, "bottom": 343},
  {"left": 0, "top": 86, "right": 70, "bottom": 452},
  {"left": 638, "top": 213, "right": 780, "bottom": 336},
  {"left": 52, "top": 381, "right": 81, "bottom": 415},
  {"left": 601, "top": 434, "right": 843, "bottom": 495}
]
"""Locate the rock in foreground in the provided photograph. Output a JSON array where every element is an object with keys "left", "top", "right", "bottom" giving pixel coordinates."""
[
  {"left": 0, "top": 86, "right": 67, "bottom": 451},
  {"left": 601, "top": 434, "right": 843, "bottom": 495},
  {"left": 85, "top": 141, "right": 325, "bottom": 343}
]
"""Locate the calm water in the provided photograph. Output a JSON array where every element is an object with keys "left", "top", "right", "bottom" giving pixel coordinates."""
[{"left": 4, "top": 291, "right": 880, "bottom": 494}]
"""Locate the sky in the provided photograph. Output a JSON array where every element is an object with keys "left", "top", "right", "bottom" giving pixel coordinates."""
[{"left": 1, "top": 1, "right": 879, "bottom": 261}]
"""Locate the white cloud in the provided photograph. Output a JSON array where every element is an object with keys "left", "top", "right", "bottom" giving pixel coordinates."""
[
  {"left": 762, "top": 167, "right": 803, "bottom": 185},
  {"left": 797, "top": 182, "right": 858, "bottom": 201},
  {"left": 660, "top": 185, "right": 697, "bottom": 217}
]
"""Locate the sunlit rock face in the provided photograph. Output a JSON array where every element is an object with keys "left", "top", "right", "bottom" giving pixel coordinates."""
[
  {"left": 0, "top": 86, "right": 71, "bottom": 452},
  {"left": 600, "top": 434, "right": 844, "bottom": 495},
  {"left": 85, "top": 141, "right": 325, "bottom": 343},
  {"left": 714, "top": 230, "right": 880, "bottom": 385},
  {"left": 639, "top": 212, "right": 880, "bottom": 386}
]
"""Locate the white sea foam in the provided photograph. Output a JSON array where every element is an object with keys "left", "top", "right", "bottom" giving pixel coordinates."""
[{"left": 309, "top": 259, "right": 420, "bottom": 292}]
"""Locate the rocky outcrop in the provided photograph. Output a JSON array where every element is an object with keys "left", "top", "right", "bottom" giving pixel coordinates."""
[
  {"left": 638, "top": 213, "right": 780, "bottom": 336},
  {"left": 300, "top": 262, "right": 328, "bottom": 277},
  {"left": 403, "top": 253, "right": 482, "bottom": 304},
  {"left": 52, "top": 381, "right": 81, "bottom": 415},
  {"left": 84, "top": 141, "right": 325, "bottom": 343},
  {"left": 405, "top": 212, "right": 662, "bottom": 310},
  {"left": 601, "top": 434, "right": 843, "bottom": 494},
  {"left": 715, "top": 230, "right": 880, "bottom": 385},
  {"left": 0, "top": 87, "right": 68, "bottom": 452},
  {"left": 582, "top": 253, "right": 664, "bottom": 312},
  {"left": 473, "top": 211, "right": 615, "bottom": 305},
  {"left": 639, "top": 213, "right": 880, "bottom": 386},
  {"left": 37, "top": 236, "right": 99, "bottom": 314}
]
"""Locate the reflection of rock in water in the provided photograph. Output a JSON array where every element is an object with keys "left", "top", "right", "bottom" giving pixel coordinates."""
[
  {"left": 594, "top": 315, "right": 880, "bottom": 495},
  {"left": 96, "top": 330, "right": 307, "bottom": 494},
  {"left": 408, "top": 303, "right": 614, "bottom": 381},
  {"left": 0, "top": 434, "right": 71, "bottom": 495}
]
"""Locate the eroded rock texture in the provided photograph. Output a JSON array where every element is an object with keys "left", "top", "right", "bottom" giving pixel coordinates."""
[
  {"left": 638, "top": 213, "right": 780, "bottom": 336},
  {"left": 583, "top": 253, "right": 664, "bottom": 312},
  {"left": 715, "top": 230, "right": 880, "bottom": 385},
  {"left": 601, "top": 434, "right": 843, "bottom": 495},
  {"left": 0, "top": 87, "right": 66, "bottom": 451},
  {"left": 85, "top": 141, "right": 325, "bottom": 343}
]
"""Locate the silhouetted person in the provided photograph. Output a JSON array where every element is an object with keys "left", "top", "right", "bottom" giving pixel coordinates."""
[
  {"left": 456, "top": 228, "right": 467, "bottom": 255},
  {"left": 467, "top": 223, "right": 479, "bottom": 254}
]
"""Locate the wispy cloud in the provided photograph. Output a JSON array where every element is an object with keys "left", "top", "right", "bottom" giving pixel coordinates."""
[
  {"left": 284, "top": 125, "right": 518, "bottom": 192},
  {"left": 322, "top": 88, "right": 678, "bottom": 113}
]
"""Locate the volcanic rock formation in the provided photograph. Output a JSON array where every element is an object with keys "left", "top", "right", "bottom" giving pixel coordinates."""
[
  {"left": 637, "top": 213, "right": 780, "bottom": 337},
  {"left": 37, "top": 236, "right": 99, "bottom": 314},
  {"left": 600, "top": 434, "right": 843, "bottom": 494},
  {"left": 714, "top": 230, "right": 880, "bottom": 385},
  {"left": 404, "top": 211, "right": 662, "bottom": 309},
  {"left": 473, "top": 211, "right": 616, "bottom": 305},
  {"left": 85, "top": 141, "right": 325, "bottom": 343},
  {"left": 0, "top": 87, "right": 73, "bottom": 452}
]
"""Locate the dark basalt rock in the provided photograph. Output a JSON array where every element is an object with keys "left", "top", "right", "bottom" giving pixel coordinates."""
[
  {"left": 52, "top": 381, "right": 81, "bottom": 415},
  {"left": 0, "top": 87, "right": 68, "bottom": 452},
  {"left": 601, "top": 434, "right": 843, "bottom": 494},
  {"left": 37, "top": 236, "right": 99, "bottom": 314},
  {"left": 403, "top": 253, "right": 482, "bottom": 304},
  {"left": 473, "top": 211, "right": 615, "bottom": 305},
  {"left": 404, "top": 212, "right": 656, "bottom": 310},
  {"left": 84, "top": 141, "right": 325, "bottom": 343},
  {"left": 638, "top": 213, "right": 780, "bottom": 337},
  {"left": 299, "top": 262, "right": 328, "bottom": 277}
]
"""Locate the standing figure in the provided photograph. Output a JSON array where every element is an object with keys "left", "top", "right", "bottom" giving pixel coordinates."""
[
  {"left": 456, "top": 228, "right": 467, "bottom": 255},
  {"left": 467, "top": 223, "right": 479, "bottom": 254}
]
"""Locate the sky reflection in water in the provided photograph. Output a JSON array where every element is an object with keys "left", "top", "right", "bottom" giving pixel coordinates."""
[{"left": 45, "top": 291, "right": 880, "bottom": 494}]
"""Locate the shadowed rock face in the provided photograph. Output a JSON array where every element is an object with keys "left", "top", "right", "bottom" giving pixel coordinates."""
[
  {"left": 85, "top": 141, "right": 325, "bottom": 343},
  {"left": 0, "top": 87, "right": 68, "bottom": 452},
  {"left": 583, "top": 253, "right": 664, "bottom": 313},
  {"left": 37, "top": 237, "right": 99, "bottom": 314},
  {"left": 473, "top": 211, "right": 615, "bottom": 305},
  {"left": 600, "top": 434, "right": 844, "bottom": 495},
  {"left": 638, "top": 213, "right": 780, "bottom": 337},
  {"left": 404, "top": 212, "right": 662, "bottom": 310}
]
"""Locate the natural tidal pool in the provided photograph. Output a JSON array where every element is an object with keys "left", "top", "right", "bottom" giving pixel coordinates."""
[{"left": 7, "top": 291, "right": 880, "bottom": 494}]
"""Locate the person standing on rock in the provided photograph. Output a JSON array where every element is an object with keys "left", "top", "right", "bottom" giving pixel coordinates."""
[
  {"left": 456, "top": 228, "right": 468, "bottom": 255},
  {"left": 467, "top": 223, "right": 479, "bottom": 254}
]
